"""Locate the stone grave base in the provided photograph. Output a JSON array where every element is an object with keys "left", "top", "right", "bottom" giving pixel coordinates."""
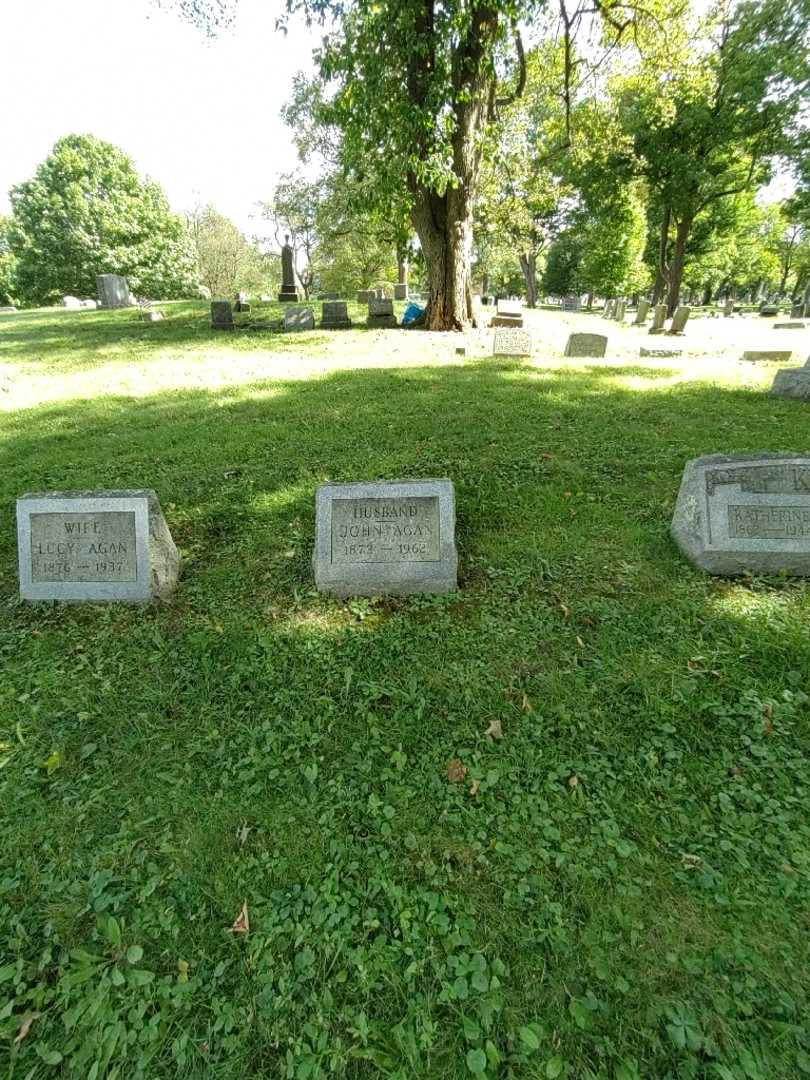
[
  {"left": 367, "top": 315, "right": 398, "bottom": 329},
  {"left": 741, "top": 351, "right": 793, "bottom": 363},
  {"left": 771, "top": 368, "right": 810, "bottom": 400},
  {"left": 640, "top": 347, "right": 682, "bottom": 357},
  {"left": 491, "top": 315, "right": 523, "bottom": 328}
]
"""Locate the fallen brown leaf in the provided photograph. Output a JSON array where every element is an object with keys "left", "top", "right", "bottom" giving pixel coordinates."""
[
  {"left": 446, "top": 758, "right": 467, "bottom": 783},
  {"left": 14, "top": 1012, "right": 39, "bottom": 1044},
  {"left": 568, "top": 775, "right": 579, "bottom": 789},
  {"left": 469, "top": 779, "right": 481, "bottom": 796},
  {"left": 521, "top": 693, "right": 532, "bottom": 713},
  {"left": 485, "top": 719, "right": 503, "bottom": 741},
  {"left": 228, "top": 900, "right": 250, "bottom": 934}
]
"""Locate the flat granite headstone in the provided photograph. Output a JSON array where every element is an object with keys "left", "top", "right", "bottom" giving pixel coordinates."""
[
  {"left": 493, "top": 328, "right": 532, "bottom": 356},
  {"left": 650, "top": 304, "right": 667, "bottom": 333},
  {"left": 96, "top": 274, "right": 131, "bottom": 309},
  {"left": 313, "top": 479, "right": 457, "bottom": 597},
  {"left": 211, "top": 301, "right": 234, "bottom": 330},
  {"left": 321, "top": 301, "right": 352, "bottom": 329},
  {"left": 774, "top": 322, "right": 805, "bottom": 330},
  {"left": 634, "top": 299, "right": 650, "bottom": 325},
  {"left": 669, "top": 305, "right": 691, "bottom": 334},
  {"left": 17, "top": 489, "right": 179, "bottom": 602},
  {"left": 284, "top": 306, "right": 315, "bottom": 331},
  {"left": 671, "top": 454, "right": 810, "bottom": 576},
  {"left": 741, "top": 350, "right": 792, "bottom": 363},
  {"left": 564, "top": 333, "right": 607, "bottom": 358},
  {"left": 771, "top": 368, "right": 810, "bottom": 400}
]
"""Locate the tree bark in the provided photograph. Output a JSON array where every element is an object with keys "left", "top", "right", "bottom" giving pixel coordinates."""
[
  {"left": 519, "top": 252, "right": 537, "bottom": 307},
  {"left": 666, "top": 216, "right": 692, "bottom": 316},
  {"left": 653, "top": 207, "right": 671, "bottom": 307}
]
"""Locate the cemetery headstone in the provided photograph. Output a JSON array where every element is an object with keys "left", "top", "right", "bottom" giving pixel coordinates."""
[
  {"left": 321, "top": 301, "right": 352, "bottom": 329},
  {"left": 357, "top": 290, "right": 372, "bottom": 304},
  {"left": 774, "top": 322, "right": 805, "bottom": 330},
  {"left": 602, "top": 300, "right": 616, "bottom": 319},
  {"left": 669, "top": 305, "right": 691, "bottom": 334},
  {"left": 562, "top": 296, "right": 581, "bottom": 311},
  {"left": 16, "top": 489, "right": 179, "bottom": 602},
  {"left": 278, "top": 236, "right": 299, "bottom": 302},
  {"left": 62, "top": 296, "right": 82, "bottom": 309},
  {"left": 491, "top": 298, "right": 524, "bottom": 328},
  {"left": 759, "top": 304, "right": 779, "bottom": 317},
  {"left": 0, "top": 306, "right": 17, "bottom": 313},
  {"left": 613, "top": 300, "right": 626, "bottom": 322},
  {"left": 671, "top": 453, "right": 810, "bottom": 576},
  {"left": 313, "top": 479, "right": 458, "bottom": 597},
  {"left": 741, "top": 350, "right": 792, "bottom": 363},
  {"left": 564, "top": 333, "right": 607, "bottom": 358},
  {"left": 791, "top": 303, "right": 806, "bottom": 318},
  {"left": 96, "top": 274, "right": 131, "bottom": 309},
  {"left": 493, "top": 328, "right": 532, "bottom": 356},
  {"left": 640, "top": 346, "right": 682, "bottom": 357},
  {"left": 367, "top": 297, "right": 398, "bottom": 329},
  {"left": 211, "top": 301, "right": 235, "bottom": 330},
  {"left": 394, "top": 283, "right": 408, "bottom": 300},
  {"left": 771, "top": 366, "right": 810, "bottom": 401},
  {"left": 284, "top": 306, "right": 316, "bottom": 331},
  {"left": 141, "top": 311, "right": 164, "bottom": 323},
  {"left": 650, "top": 304, "right": 667, "bottom": 333},
  {"left": 634, "top": 299, "right": 650, "bottom": 325},
  {"left": 723, "top": 299, "right": 735, "bottom": 317}
]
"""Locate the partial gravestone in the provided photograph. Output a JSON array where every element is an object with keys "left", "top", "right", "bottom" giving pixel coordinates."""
[
  {"left": 80, "top": 299, "right": 98, "bottom": 309},
  {"left": 0, "top": 305, "right": 17, "bottom": 313},
  {"left": 492, "top": 298, "right": 523, "bottom": 328},
  {"left": 141, "top": 311, "right": 164, "bottom": 323},
  {"left": 669, "top": 305, "right": 691, "bottom": 334},
  {"left": 321, "top": 301, "right": 352, "bottom": 329},
  {"left": 357, "top": 290, "right": 372, "bottom": 304},
  {"left": 671, "top": 453, "right": 810, "bottom": 576},
  {"left": 640, "top": 346, "right": 682, "bottom": 358},
  {"left": 791, "top": 303, "right": 806, "bottom": 319},
  {"left": 564, "top": 333, "right": 607, "bottom": 358},
  {"left": 235, "top": 292, "right": 250, "bottom": 313},
  {"left": 284, "top": 306, "right": 315, "bottom": 331},
  {"left": 613, "top": 300, "right": 626, "bottom": 322},
  {"left": 16, "top": 489, "right": 179, "bottom": 602},
  {"left": 634, "top": 299, "right": 650, "bottom": 325},
  {"left": 562, "top": 295, "right": 581, "bottom": 311},
  {"left": 741, "top": 350, "right": 792, "bottom": 363},
  {"left": 774, "top": 322, "right": 805, "bottom": 330},
  {"left": 602, "top": 299, "right": 616, "bottom": 319},
  {"left": 394, "top": 283, "right": 408, "bottom": 300},
  {"left": 493, "top": 328, "right": 532, "bottom": 356},
  {"left": 723, "top": 299, "right": 734, "bottom": 317},
  {"left": 367, "top": 297, "right": 398, "bottom": 329},
  {"left": 313, "top": 478, "right": 458, "bottom": 597},
  {"left": 62, "top": 296, "right": 82, "bottom": 310},
  {"left": 211, "top": 301, "right": 235, "bottom": 331},
  {"left": 759, "top": 304, "right": 779, "bottom": 317},
  {"left": 650, "top": 304, "right": 667, "bottom": 333},
  {"left": 96, "top": 274, "right": 131, "bottom": 309},
  {"left": 278, "top": 236, "right": 299, "bottom": 302},
  {"left": 771, "top": 367, "right": 810, "bottom": 401}
]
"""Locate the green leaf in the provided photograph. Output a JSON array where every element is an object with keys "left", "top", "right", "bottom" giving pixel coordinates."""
[
  {"left": 466, "top": 1047, "right": 487, "bottom": 1075},
  {"left": 105, "top": 916, "right": 121, "bottom": 946},
  {"left": 519, "top": 1025, "right": 541, "bottom": 1051},
  {"left": 126, "top": 944, "right": 144, "bottom": 964},
  {"left": 545, "top": 1056, "right": 565, "bottom": 1078}
]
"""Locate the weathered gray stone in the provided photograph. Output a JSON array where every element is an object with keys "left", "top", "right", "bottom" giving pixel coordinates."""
[
  {"left": 17, "top": 489, "right": 179, "bottom": 602},
  {"left": 96, "top": 274, "right": 131, "bottom": 309},
  {"left": 321, "top": 301, "right": 352, "bottom": 329},
  {"left": 671, "top": 453, "right": 810, "bottom": 576},
  {"left": 313, "top": 479, "right": 457, "bottom": 597},
  {"left": 493, "top": 329, "right": 532, "bottom": 356},
  {"left": 62, "top": 296, "right": 82, "bottom": 309},
  {"left": 141, "top": 311, "right": 164, "bottom": 322},
  {"left": 602, "top": 300, "right": 616, "bottom": 319},
  {"left": 791, "top": 303, "right": 806, "bottom": 318},
  {"left": 394, "top": 283, "right": 408, "bottom": 300},
  {"left": 613, "top": 300, "right": 626, "bottom": 322},
  {"left": 562, "top": 295, "right": 581, "bottom": 311},
  {"left": 0, "top": 305, "right": 17, "bottom": 313},
  {"left": 367, "top": 297, "right": 397, "bottom": 328},
  {"left": 491, "top": 314, "right": 524, "bottom": 328},
  {"left": 640, "top": 346, "right": 682, "bottom": 357},
  {"left": 741, "top": 350, "right": 792, "bottom": 363},
  {"left": 771, "top": 369, "right": 810, "bottom": 400},
  {"left": 284, "top": 306, "right": 315, "bottom": 331},
  {"left": 211, "top": 301, "right": 234, "bottom": 330},
  {"left": 650, "top": 304, "right": 667, "bottom": 332},
  {"left": 759, "top": 304, "right": 779, "bottom": 317},
  {"left": 669, "top": 305, "right": 691, "bottom": 334},
  {"left": 497, "top": 299, "right": 523, "bottom": 318},
  {"left": 634, "top": 299, "right": 650, "bottom": 325},
  {"left": 278, "top": 237, "right": 298, "bottom": 302},
  {"left": 723, "top": 299, "right": 734, "bottom": 317},
  {"left": 774, "top": 322, "right": 805, "bottom": 329},
  {"left": 564, "top": 333, "right": 607, "bottom": 358}
]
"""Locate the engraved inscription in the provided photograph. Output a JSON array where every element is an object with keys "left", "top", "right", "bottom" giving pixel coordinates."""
[
  {"left": 728, "top": 505, "right": 810, "bottom": 540},
  {"left": 331, "top": 497, "right": 440, "bottom": 564},
  {"left": 706, "top": 463, "right": 810, "bottom": 495},
  {"left": 30, "top": 512, "right": 138, "bottom": 583}
]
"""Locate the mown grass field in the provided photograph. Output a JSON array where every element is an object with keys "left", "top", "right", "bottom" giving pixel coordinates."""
[{"left": 1, "top": 303, "right": 809, "bottom": 1079}]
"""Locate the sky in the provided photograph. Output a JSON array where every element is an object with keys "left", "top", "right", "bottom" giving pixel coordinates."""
[{"left": 0, "top": 0, "right": 318, "bottom": 241}]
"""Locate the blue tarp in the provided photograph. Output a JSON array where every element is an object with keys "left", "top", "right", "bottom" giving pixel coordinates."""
[{"left": 402, "top": 302, "right": 424, "bottom": 326}]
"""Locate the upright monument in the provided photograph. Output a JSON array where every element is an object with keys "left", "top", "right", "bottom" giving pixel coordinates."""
[{"left": 278, "top": 236, "right": 299, "bottom": 303}]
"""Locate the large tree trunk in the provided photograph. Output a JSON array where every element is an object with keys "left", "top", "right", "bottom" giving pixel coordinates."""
[
  {"left": 519, "top": 252, "right": 538, "bottom": 307},
  {"left": 652, "top": 207, "right": 671, "bottom": 307},
  {"left": 666, "top": 216, "right": 692, "bottom": 316},
  {"left": 411, "top": 189, "right": 474, "bottom": 330}
]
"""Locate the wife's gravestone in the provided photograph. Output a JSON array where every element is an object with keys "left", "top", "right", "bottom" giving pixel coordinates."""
[
  {"left": 313, "top": 479, "right": 457, "bottom": 597},
  {"left": 671, "top": 453, "right": 810, "bottom": 575},
  {"left": 17, "top": 490, "right": 179, "bottom": 602}
]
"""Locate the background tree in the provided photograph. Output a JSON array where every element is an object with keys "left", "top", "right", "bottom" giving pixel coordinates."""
[
  {"left": 9, "top": 134, "right": 197, "bottom": 304},
  {"left": 187, "top": 203, "right": 279, "bottom": 298},
  {"left": 0, "top": 216, "right": 18, "bottom": 307}
]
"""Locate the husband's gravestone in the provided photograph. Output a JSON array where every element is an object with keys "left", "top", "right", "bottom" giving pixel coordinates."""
[
  {"left": 211, "top": 301, "right": 234, "bottom": 330},
  {"left": 96, "top": 274, "right": 131, "bottom": 309},
  {"left": 17, "top": 490, "right": 179, "bottom": 602},
  {"left": 284, "top": 306, "right": 315, "bottom": 331},
  {"left": 493, "top": 328, "right": 532, "bottom": 356},
  {"left": 564, "top": 333, "right": 607, "bottom": 358},
  {"left": 671, "top": 453, "right": 810, "bottom": 576},
  {"left": 321, "top": 301, "right": 352, "bottom": 329},
  {"left": 313, "top": 479, "right": 458, "bottom": 597},
  {"left": 367, "top": 297, "right": 398, "bottom": 329}
]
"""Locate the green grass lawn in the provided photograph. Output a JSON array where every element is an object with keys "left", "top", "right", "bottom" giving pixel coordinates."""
[{"left": 1, "top": 304, "right": 809, "bottom": 1079}]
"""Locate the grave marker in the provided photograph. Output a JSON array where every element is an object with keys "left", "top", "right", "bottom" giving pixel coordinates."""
[
  {"left": 17, "top": 490, "right": 179, "bottom": 602},
  {"left": 313, "top": 479, "right": 458, "bottom": 597},
  {"left": 211, "top": 301, "right": 234, "bottom": 330},
  {"left": 634, "top": 299, "right": 650, "bottom": 325},
  {"left": 650, "top": 304, "right": 667, "bottom": 332},
  {"left": 671, "top": 453, "right": 810, "bottom": 576},
  {"left": 741, "top": 350, "right": 792, "bottom": 363},
  {"left": 96, "top": 274, "right": 131, "bottom": 309},
  {"left": 564, "top": 333, "right": 607, "bottom": 358},
  {"left": 669, "top": 305, "right": 691, "bottom": 334},
  {"left": 284, "top": 306, "right": 315, "bottom": 331},
  {"left": 394, "top": 283, "right": 408, "bottom": 300},
  {"left": 321, "top": 301, "right": 352, "bottom": 329},
  {"left": 774, "top": 322, "right": 805, "bottom": 330},
  {"left": 493, "top": 328, "right": 532, "bottom": 356},
  {"left": 367, "top": 297, "right": 398, "bottom": 329},
  {"left": 771, "top": 366, "right": 810, "bottom": 401}
]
